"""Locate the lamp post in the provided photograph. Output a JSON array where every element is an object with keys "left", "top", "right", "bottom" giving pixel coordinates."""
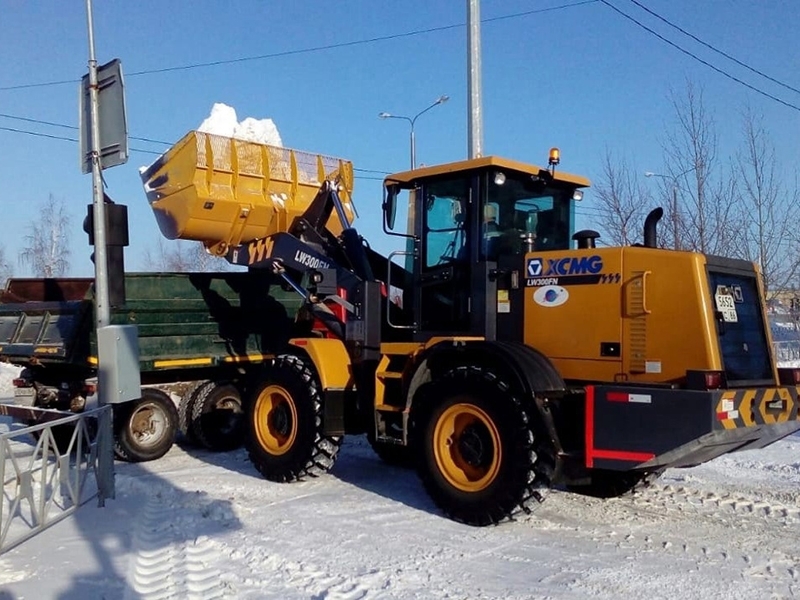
[
  {"left": 379, "top": 95, "right": 449, "bottom": 169},
  {"left": 645, "top": 167, "right": 697, "bottom": 250}
]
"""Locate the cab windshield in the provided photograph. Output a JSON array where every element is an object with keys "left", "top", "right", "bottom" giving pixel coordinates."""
[{"left": 482, "top": 171, "right": 575, "bottom": 260}]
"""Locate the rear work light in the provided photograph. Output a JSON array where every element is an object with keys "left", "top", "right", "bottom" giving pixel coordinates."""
[
  {"left": 777, "top": 368, "right": 800, "bottom": 385},
  {"left": 686, "top": 370, "right": 727, "bottom": 390}
]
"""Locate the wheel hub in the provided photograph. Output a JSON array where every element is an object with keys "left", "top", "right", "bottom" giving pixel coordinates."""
[
  {"left": 433, "top": 401, "right": 502, "bottom": 492},
  {"left": 269, "top": 403, "right": 291, "bottom": 437},
  {"left": 457, "top": 423, "right": 493, "bottom": 468},
  {"left": 254, "top": 384, "right": 297, "bottom": 456}
]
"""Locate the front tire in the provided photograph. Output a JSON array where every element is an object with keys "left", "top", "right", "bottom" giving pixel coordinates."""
[
  {"left": 246, "top": 354, "right": 342, "bottom": 482},
  {"left": 113, "top": 388, "right": 178, "bottom": 462},
  {"left": 412, "top": 366, "right": 555, "bottom": 526}
]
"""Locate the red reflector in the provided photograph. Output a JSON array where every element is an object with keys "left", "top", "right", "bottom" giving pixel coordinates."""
[
  {"left": 83, "top": 382, "right": 97, "bottom": 395},
  {"left": 12, "top": 378, "right": 30, "bottom": 388},
  {"left": 704, "top": 371, "right": 724, "bottom": 390},
  {"left": 778, "top": 367, "right": 800, "bottom": 385}
]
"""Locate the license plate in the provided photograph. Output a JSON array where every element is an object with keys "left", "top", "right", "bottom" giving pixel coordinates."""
[
  {"left": 13, "top": 387, "right": 36, "bottom": 407},
  {"left": 715, "top": 290, "right": 738, "bottom": 322}
]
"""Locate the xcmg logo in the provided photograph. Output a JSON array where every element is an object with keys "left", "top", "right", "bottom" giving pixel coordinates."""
[{"left": 527, "top": 255, "right": 604, "bottom": 278}]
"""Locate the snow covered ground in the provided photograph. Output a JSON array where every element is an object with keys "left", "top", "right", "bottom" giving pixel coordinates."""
[{"left": 0, "top": 360, "right": 798, "bottom": 600}]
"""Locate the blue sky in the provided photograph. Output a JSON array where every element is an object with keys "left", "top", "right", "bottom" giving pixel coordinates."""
[{"left": 1, "top": 0, "right": 798, "bottom": 276}]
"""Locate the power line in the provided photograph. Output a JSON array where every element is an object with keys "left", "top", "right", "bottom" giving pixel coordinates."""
[
  {"left": 0, "top": 112, "right": 171, "bottom": 145},
  {"left": 599, "top": 0, "right": 800, "bottom": 112},
  {"left": 0, "top": 123, "right": 387, "bottom": 181},
  {"left": 0, "top": 125, "right": 78, "bottom": 143},
  {"left": 0, "top": 123, "right": 694, "bottom": 228},
  {"left": 0, "top": 125, "right": 162, "bottom": 155},
  {"left": 0, "top": 113, "right": 389, "bottom": 174},
  {"left": 0, "top": 1, "right": 598, "bottom": 92},
  {"left": 624, "top": 0, "right": 800, "bottom": 97}
]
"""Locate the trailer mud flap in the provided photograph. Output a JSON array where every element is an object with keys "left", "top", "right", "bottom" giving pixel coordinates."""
[{"left": 585, "top": 385, "right": 800, "bottom": 471}]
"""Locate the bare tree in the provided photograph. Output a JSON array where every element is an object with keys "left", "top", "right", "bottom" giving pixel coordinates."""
[
  {"left": 142, "top": 238, "right": 232, "bottom": 272},
  {"left": 0, "top": 245, "right": 12, "bottom": 289},
  {"left": 593, "top": 150, "right": 653, "bottom": 245},
  {"left": 732, "top": 106, "right": 800, "bottom": 298},
  {"left": 661, "top": 80, "right": 738, "bottom": 255},
  {"left": 19, "top": 194, "right": 71, "bottom": 277}
]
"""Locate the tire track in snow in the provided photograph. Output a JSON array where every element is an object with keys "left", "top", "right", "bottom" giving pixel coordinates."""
[
  {"left": 124, "top": 491, "right": 229, "bottom": 600},
  {"left": 216, "top": 540, "right": 384, "bottom": 599},
  {"left": 633, "top": 482, "right": 800, "bottom": 526},
  {"left": 531, "top": 486, "right": 800, "bottom": 595}
]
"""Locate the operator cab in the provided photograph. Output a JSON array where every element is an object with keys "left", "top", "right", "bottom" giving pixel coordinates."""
[{"left": 383, "top": 152, "right": 590, "bottom": 341}]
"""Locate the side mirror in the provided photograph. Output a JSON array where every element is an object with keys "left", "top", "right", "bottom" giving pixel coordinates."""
[{"left": 383, "top": 184, "right": 399, "bottom": 230}]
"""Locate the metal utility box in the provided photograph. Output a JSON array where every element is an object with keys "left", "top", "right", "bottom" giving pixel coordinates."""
[{"left": 97, "top": 324, "right": 141, "bottom": 404}]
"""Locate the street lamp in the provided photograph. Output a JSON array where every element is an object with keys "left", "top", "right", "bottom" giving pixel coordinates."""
[
  {"left": 645, "top": 167, "right": 697, "bottom": 250},
  {"left": 379, "top": 95, "right": 449, "bottom": 169}
]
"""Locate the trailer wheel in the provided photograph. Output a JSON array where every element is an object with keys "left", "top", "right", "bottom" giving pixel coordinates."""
[
  {"left": 113, "top": 388, "right": 178, "bottom": 462},
  {"left": 246, "top": 354, "right": 342, "bottom": 482},
  {"left": 412, "top": 365, "right": 554, "bottom": 526},
  {"left": 178, "top": 380, "right": 213, "bottom": 445},
  {"left": 190, "top": 382, "right": 244, "bottom": 451}
]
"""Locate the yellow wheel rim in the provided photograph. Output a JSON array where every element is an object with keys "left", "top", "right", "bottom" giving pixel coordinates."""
[
  {"left": 433, "top": 402, "right": 501, "bottom": 492},
  {"left": 253, "top": 384, "right": 297, "bottom": 456}
]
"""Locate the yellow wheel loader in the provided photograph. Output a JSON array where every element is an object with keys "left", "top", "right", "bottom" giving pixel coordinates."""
[{"left": 141, "top": 133, "right": 800, "bottom": 525}]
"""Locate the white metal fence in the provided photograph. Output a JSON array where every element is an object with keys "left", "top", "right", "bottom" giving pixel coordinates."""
[{"left": 0, "top": 406, "right": 114, "bottom": 554}]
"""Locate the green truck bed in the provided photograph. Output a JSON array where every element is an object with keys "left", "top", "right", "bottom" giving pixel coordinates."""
[{"left": 0, "top": 271, "right": 304, "bottom": 381}]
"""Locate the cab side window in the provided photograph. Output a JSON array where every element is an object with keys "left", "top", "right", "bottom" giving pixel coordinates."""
[{"left": 423, "top": 179, "right": 470, "bottom": 267}]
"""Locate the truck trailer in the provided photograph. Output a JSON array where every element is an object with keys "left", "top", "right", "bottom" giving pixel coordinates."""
[{"left": 1, "top": 270, "right": 303, "bottom": 461}]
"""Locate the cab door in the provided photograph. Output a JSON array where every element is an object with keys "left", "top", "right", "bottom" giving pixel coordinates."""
[{"left": 416, "top": 177, "right": 473, "bottom": 334}]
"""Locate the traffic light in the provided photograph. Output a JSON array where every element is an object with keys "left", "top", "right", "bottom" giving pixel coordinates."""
[{"left": 83, "top": 196, "right": 129, "bottom": 306}]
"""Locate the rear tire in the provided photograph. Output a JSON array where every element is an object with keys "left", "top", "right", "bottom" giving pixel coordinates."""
[
  {"left": 113, "top": 388, "right": 178, "bottom": 462},
  {"left": 178, "top": 380, "right": 212, "bottom": 446},
  {"left": 246, "top": 354, "right": 342, "bottom": 482},
  {"left": 190, "top": 382, "right": 244, "bottom": 451},
  {"left": 412, "top": 365, "right": 555, "bottom": 526}
]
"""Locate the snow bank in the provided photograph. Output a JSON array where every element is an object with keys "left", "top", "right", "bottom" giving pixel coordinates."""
[
  {"left": 0, "top": 362, "right": 20, "bottom": 398},
  {"left": 197, "top": 102, "right": 283, "bottom": 147}
]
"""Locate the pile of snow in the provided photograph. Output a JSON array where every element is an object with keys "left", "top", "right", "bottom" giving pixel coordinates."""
[
  {"left": 197, "top": 103, "right": 283, "bottom": 147},
  {"left": 0, "top": 362, "right": 21, "bottom": 395}
]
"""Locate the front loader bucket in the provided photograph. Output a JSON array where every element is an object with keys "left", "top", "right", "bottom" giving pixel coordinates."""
[{"left": 139, "top": 131, "right": 356, "bottom": 249}]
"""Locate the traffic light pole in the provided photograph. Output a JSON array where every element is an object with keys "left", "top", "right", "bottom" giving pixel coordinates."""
[{"left": 85, "top": 0, "right": 111, "bottom": 329}]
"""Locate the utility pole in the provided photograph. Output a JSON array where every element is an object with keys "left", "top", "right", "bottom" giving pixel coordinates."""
[
  {"left": 85, "top": 0, "right": 111, "bottom": 328},
  {"left": 467, "top": 0, "right": 483, "bottom": 158}
]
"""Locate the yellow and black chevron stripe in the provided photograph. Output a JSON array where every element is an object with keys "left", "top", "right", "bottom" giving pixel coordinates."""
[
  {"left": 599, "top": 273, "right": 621, "bottom": 284},
  {"left": 715, "top": 387, "right": 800, "bottom": 430}
]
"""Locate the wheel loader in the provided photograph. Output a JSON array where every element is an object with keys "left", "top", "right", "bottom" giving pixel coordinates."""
[{"left": 140, "top": 131, "right": 800, "bottom": 525}]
